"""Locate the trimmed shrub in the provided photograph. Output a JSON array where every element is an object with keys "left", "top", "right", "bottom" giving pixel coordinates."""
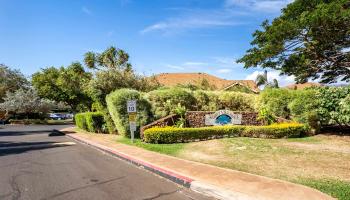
[
  {"left": 75, "top": 112, "right": 105, "bottom": 133},
  {"left": 146, "top": 87, "right": 196, "bottom": 118},
  {"left": 85, "top": 112, "right": 105, "bottom": 133},
  {"left": 288, "top": 89, "right": 318, "bottom": 123},
  {"left": 224, "top": 84, "right": 255, "bottom": 94},
  {"left": 241, "top": 123, "right": 307, "bottom": 138},
  {"left": 143, "top": 123, "right": 307, "bottom": 143},
  {"left": 193, "top": 90, "right": 211, "bottom": 111},
  {"left": 316, "top": 86, "right": 350, "bottom": 126},
  {"left": 144, "top": 126, "right": 244, "bottom": 143},
  {"left": 106, "top": 89, "right": 152, "bottom": 137},
  {"left": 192, "top": 91, "right": 258, "bottom": 112},
  {"left": 258, "top": 88, "right": 293, "bottom": 119},
  {"left": 218, "top": 91, "right": 257, "bottom": 111},
  {"left": 75, "top": 113, "right": 87, "bottom": 130}
]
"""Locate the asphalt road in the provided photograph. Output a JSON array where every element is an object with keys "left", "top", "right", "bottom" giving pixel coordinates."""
[{"left": 0, "top": 125, "right": 212, "bottom": 200}]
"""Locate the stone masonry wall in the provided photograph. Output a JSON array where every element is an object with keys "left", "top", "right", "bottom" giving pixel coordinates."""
[
  {"left": 186, "top": 111, "right": 262, "bottom": 127},
  {"left": 141, "top": 111, "right": 262, "bottom": 138}
]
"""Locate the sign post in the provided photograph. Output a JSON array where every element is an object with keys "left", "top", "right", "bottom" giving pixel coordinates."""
[{"left": 127, "top": 100, "right": 137, "bottom": 143}]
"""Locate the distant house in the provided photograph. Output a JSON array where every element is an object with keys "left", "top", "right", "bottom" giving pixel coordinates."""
[
  {"left": 152, "top": 73, "right": 260, "bottom": 93},
  {"left": 284, "top": 82, "right": 322, "bottom": 90}
]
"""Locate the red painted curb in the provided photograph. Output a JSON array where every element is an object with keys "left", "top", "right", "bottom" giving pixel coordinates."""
[{"left": 65, "top": 133, "right": 193, "bottom": 187}]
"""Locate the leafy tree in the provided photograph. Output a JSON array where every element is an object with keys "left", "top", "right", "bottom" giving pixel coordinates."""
[
  {"left": 255, "top": 70, "right": 279, "bottom": 88},
  {"left": 0, "top": 64, "right": 29, "bottom": 102},
  {"left": 32, "top": 62, "right": 92, "bottom": 112},
  {"left": 85, "top": 46, "right": 159, "bottom": 133},
  {"left": 238, "top": 0, "right": 350, "bottom": 83},
  {"left": 0, "top": 88, "right": 55, "bottom": 117}
]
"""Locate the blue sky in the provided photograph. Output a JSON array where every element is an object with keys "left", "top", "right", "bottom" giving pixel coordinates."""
[{"left": 0, "top": 0, "right": 296, "bottom": 86}]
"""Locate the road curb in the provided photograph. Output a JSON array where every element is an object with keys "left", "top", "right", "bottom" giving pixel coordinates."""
[{"left": 64, "top": 133, "right": 193, "bottom": 188}]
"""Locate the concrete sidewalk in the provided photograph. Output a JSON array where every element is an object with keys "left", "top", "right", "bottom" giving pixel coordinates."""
[{"left": 60, "top": 127, "right": 334, "bottom": 200}]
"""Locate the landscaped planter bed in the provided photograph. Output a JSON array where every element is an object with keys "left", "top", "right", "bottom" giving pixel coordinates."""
[{"left": 143, "top": 123, "right": 307, "bottom": 143}]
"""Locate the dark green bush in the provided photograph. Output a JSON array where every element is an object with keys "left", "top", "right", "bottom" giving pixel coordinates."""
[
  {"left": 106, "top": 88, "right": 152, "bottom": 137},
  {"left": 146, "top": 87, "right": 196, "bottom": 118},
  {"left": 75, "top": 112, "right": 105, "bottom": 133},
  {"left": 143, "top": 123, "right": 306, "bottom": 143},
  {"left": 85, "top": 112, "right": 105, "bottom": 133},
  {"left": 316, "top": 86, "right": 350, "bottom": 126},
  {"left": 75, "top": 113, "right": 87, "bottom": 130}
]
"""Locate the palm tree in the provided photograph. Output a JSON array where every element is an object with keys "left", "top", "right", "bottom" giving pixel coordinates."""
[
  {"left": 255, "top": 70, "right": 279, "bottom": 88},
  {"left": 84, "top": 46, "right": 130, "bottom": 70}
]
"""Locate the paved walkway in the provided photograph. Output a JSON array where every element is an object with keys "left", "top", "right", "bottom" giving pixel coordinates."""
[{"left": 61, "top": 127, "right": 334, "bottom": 200}]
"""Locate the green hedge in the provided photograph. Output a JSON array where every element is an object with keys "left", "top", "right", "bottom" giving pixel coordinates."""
[
  {"left": 146, "top": 87, "right": 196, "bottom": 118},
  {"left": 85, "top": 112, "right": 105, "bottom": 133},
  {"left": 241, "top": 123, "right": 307, "bottom": 138},
  {"left": 75, "top": 113, "right": 87, "bottom": 130},
  {"left": 143, "top": 123, "right": 307, "bottom": 143},
  {"left": 106, "top": 89, "right": 152, "bottom": 137},
  {"left": 75, "top": 112, "right": 105, "bottom": 133}
]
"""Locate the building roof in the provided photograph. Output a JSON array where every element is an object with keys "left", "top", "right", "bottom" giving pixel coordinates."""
[
  {"left": 152, "top": 73, "right": 259, "bottom": 92},
  {"left": 284, "top": 82, "right": 322, "bottom": 90}
]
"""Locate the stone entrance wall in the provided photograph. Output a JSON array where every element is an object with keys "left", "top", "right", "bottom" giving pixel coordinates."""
[
  {"left": 185, "top": 111, "right": 262, "bottom": 128},
  {"left": 140, "top": 111, "right": 262, "bottom": 138}
]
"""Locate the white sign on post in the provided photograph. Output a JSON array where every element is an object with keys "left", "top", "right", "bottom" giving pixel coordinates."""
[
  {"left": 127, "top": 100, "right": 137, "bottom": 142},
  {"left": 127, "top": 100, "right": 137, "bottom": 113}
]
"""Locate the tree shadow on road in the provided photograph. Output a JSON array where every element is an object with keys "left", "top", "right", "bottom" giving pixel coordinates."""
[{"left": 0, "top": 141, "right": 74, "bottom": 157}]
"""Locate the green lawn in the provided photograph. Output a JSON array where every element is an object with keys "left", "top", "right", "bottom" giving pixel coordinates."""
[
  {"left": 297, "top": 178, "right": 350, "bottom": 200},
  {"left": 115, "top": 134, "right": 350, "bottom": 200},
  {"left": 116, "top": 137, "right": 185, "bottom": 156}
]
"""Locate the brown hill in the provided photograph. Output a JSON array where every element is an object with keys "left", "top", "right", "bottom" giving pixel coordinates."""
[
  {"left": 153, "top": 73, "right": 259, "bottom": 93},
  {"left": 285, "top": 82, "right": 322, "bottom": 90}
]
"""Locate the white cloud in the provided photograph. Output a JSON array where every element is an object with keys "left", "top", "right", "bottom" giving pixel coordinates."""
[
  {"left": 141, "top": 0, "right": 292, "bottom": 35},
  {"left": 217, "top": 68, "right": 233, "bottom": 73},
  {"left": 212, "top": 57, "right": 235, "bottom": 65},
  {"left": 141, "top": 17, "right": 241, "bottom": 34},
  {"left": 211, "top": 56, "right": 243, "bottom": 69},
  {"left": 245, "top": 70, "right": 295, "bottom": 86},
  {"left": 225, "top": 0, "right": 292, "bottom": 13},
  {"left": 82, "top": 6, "right": 92, "bottom": 15},
  {"left": 183, "top": 62, "right": 208, "bottom": 66},
  {"left": 165, "top": 64, "right": 185, "bottom": 70}
]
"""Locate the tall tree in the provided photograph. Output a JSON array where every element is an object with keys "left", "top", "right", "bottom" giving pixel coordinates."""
[
  {"left": 255, "top": 70, "right": 279, "bottom": 88},
  {"left": 0, "top": 64, "right": 29, "bottom": 102},
  {"left": 32, "top": 62, "right": 92, "bottom": 112},
  {"left": 238, "top": 0, "right": 350, "bottom": 84},
  {"left": 84, "top": 46, "right": 130, "bottom": 70},
  {"left": 84, "top": 46, "right": 159, "bottom": 133}
]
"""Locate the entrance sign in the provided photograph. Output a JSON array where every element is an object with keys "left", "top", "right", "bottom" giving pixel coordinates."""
[
  {"left": 205, "top": 110, "right": 242, "bottom": 126},
  {"left": 127, "top": 100, "right": 137, "bottom": 142}
]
